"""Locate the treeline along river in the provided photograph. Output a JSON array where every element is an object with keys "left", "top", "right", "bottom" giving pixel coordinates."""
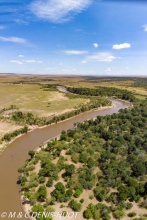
[{"left": 0, "top": 99, "right": 129, "bottom": 220}]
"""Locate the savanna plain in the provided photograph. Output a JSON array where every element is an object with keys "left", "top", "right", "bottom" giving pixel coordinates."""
[{"left": 1, "top": 74, "right": 147, "bottom": 220}]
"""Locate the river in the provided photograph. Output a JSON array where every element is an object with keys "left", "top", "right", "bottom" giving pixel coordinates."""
[{"left": 0, "top": 98, "right": 129, "bottom": 219}]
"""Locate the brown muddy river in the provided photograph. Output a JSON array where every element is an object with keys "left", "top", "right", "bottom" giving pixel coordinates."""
[{"left": 0, "top": 100, "right": 129, "bottom": 219}]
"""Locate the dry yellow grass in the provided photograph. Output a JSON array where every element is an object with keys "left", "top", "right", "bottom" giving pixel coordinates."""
[
  {"left": 0, "top": 83, "right": 88, "bottom": 116},
  {"left": 0, "top": 74, "right": 147, "bottom": 98}
]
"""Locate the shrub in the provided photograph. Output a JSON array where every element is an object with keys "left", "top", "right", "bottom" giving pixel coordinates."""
[
  {"left": 68, "top": 199, "right": 82, "bottom": 211},
  {"left": 80, "top": 198, "right": 84, "bottom": 203},
  {"left": 128, "top": 212, "right": 137, "bottom": 217},
  {"left": 46, "top": 178, "right": 53, "bottom": 187},
  {"left": 74, "top": 189, "right": 82, "bottom": 198},
  {"left": 39, "top": 176, "right": 46, "bottom": 183}
]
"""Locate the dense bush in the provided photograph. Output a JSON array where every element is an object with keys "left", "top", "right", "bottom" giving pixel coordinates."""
[{"left": 20, "top": 98, "right": 147, "bottom": 220}]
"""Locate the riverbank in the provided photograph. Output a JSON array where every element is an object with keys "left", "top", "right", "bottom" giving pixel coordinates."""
[
  {"left": 20, "top": 101, "right": 147, "bottom": 220},
  {"left": 0, "top": 124, "right": 38, "bottom": 155},
  {"left": 0, "top": 99, "right": 130, "bottom": 220},
  {"left": 21, "top": 103, "right": 118, "bottom": 220},
  {"left": 20, "top": 102, "right": 147, "bottom": 220},
  {"left": 0, "top": 122, "right": 22, "bottom": 154},
  {"left": 0, "top": 102, "right": 116, "bottom": 156}
]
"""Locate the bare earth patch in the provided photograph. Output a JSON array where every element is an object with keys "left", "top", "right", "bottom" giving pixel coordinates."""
[
  {"left": 0, "top": 122, "right": 22, "bottom": 139},
  {"left": 0, "top": 122, "right": 23, "bottom": 153},
  {"left": 48, "top": 92, "right": 68, "bottom": 101}
]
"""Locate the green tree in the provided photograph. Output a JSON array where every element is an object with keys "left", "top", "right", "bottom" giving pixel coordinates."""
[
  {"left": 37, "top": 185, "right": 47, "bottom": 201},
  {"left": 74, "top": 189, "right": 82, "bottom": 198},
  {"left": 55, "top": 182, "right": 65, "bottom": 194},
  {"left": 65, "top": 164, "right": 75, "bottom": 176},
  {"left": 132, "top": 161, "right": 146, "bottom": 177},
  {"left": 28, "top": 150, "right": 35, "bottom": 158},
  {"left": 114, "top": 210, "right": 125, "bottom": 219},
  {"left": 68, "top": 199, "right": 82, "bottom": 211},
  {"left": 66, "top": 189, "right": 73, "bottom": 198},
  {"left": 84, "top": 209, "right": 93, "bottom": 219},
  {"left": 32, "top": 204, "right": 44, "bottom": 212}
]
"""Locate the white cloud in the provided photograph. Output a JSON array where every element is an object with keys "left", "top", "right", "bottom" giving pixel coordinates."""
[
  {"left": 105, "top": 67, "right": 111, "bottom": 72},
  {"left": 25, "top": 60, "right": 36, "bottom": 63},
  {"left": 29, "top": 0, "right": 92, "bottom": 23},
  {"left": 64, "top": 50, "right": 88, "bottom": 55},
  {"left": 10, "top": 60, "right": 23, "bottom": 65},
  {"left": 93, "top": 43, "right": 98, "bottom": 48},
  {"left": 0, "top": 26, "right": 5, "bottom": 30},
  {"left": 37, "top": 60, "right": 43, "bottom": 63},
  {"left": 19, "top": 55, "right": 24, "bottom": 57},
  {"left": 82, "top": 60, "right": 86, "bottom": 63},
  {"left": 143, "top": 24, "right": 147, "bottom": 32},
  {"left": 87, "top": 52, "right": 116, "bottom": 62},
  {"left": 0, "top": 36, "right": 27, "bottom": 44},
  {"left": 112, "top": 43, "right": 131, "bottom": 50}
]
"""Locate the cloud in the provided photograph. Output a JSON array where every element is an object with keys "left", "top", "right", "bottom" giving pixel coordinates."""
[
  {"left": 112, "top": 43, "right": 131, "bottom": 50},
  {"left": 10, "top": 60, "right": 23, "bottom": 65},
  {"left": 93, "top": 43, "right": 98, "bottom": 48},
  {"left": 64, "top": 50, "right": 88, "bottom": 55},
  {"left": 29, "top": 0, "right": 92, "bottom": 23},
  {"left": 0, "top": 25, "right": 5, "bottom": 30},
  {"left": 105, "top": 67, "right": 111, "bottom": 72},
  {"left": 87, "top": 52, "right": 116, "bottom": 62},
  {"left": 143, "top": 24, "right": 147, "bottom": 32},
  {"left": 82, "top": 60, "right": 86, "bottom": 63},
  {"left": 0, "top": 36, "right": 27, "bottom": 44},
  {"left": 14, "top": 19, "right": 29, "bottom": 25},
  {"left": 25, "top": 60, "right": 35, "bottom": 63},
  {"left": 19, "top": 55, "right": 24, "bottom": 57},
  {"left": 37, "top": 60, "right": 43, "bottom": 63}
]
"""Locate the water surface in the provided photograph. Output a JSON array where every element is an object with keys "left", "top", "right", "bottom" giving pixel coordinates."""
[{"left": 0, "top": 100, "right": 129, "bottom": 219}]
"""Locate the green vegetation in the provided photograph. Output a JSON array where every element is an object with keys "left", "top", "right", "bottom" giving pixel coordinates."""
[
  {"left": 28, "top": 150, "right": 35, "bottom": 158},
  {"left": 2, "top": 75, "right": 147, "bottom": 219},
  {"left": 1, "top": 74, "right": 147, "bottom": 97},
  {"left": 0, "top": 83, "right": 88, "bottom": 117},
  {"left": 0, "top": 84, "right": 110, "bottom": 128},
  {"left": 0, "top": 83, "right": 111, "bottom": 145},
  {"left": 133, "top": 78, "right": 147, "bottom": 89},
  {"left": 67, "top": 86, "right": 136, "bottom": 102},
  {"left": 9, "top": 96, "right": 110, "bottom": 127},
  {"left": 2, "top": 125, "right": 28, "bottom": 141},
  {"left": 20, "top": 97, "right": 147, "bottom": 219},
  {"left": 0, "top": 104, "right": 18, "bottom": 114}
]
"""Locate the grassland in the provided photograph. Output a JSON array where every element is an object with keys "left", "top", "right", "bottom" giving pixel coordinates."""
[
  {"left": 0, "top": 83, "right": 89, "bottom": 116},
  {"left": 0, "top": 78, "right": 89, "bottom": 150},
  {"left": 1, "top": 74, "right": 147, "bottom": 117},
  {"left": 1, "top": 74, "right": 147, "bottom": 219},
  {"left": 0, "top": 74, "right": 147, "bottom": 146},
  {"left": 0, "top": 74, "right": 146, "bottom": 99},
  {"left": 46, "top": 77, "right": 147, "bottom": 99}
]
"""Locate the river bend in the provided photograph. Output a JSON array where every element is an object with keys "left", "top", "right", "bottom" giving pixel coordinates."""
[{"left": 0, "top": 99, "right": 129, "bottom": 219}]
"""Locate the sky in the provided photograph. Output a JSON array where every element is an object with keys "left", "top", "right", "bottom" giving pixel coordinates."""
[{"left": 0, "top": 0, "right": 147, "bottom": 76}]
